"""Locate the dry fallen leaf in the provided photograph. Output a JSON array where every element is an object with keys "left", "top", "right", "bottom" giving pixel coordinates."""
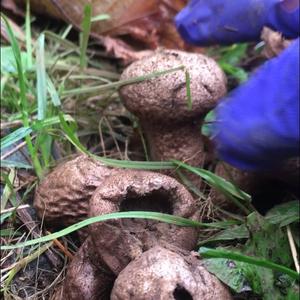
[
  {"left": 2, "top": 0, "right": 25, "bottom": 17},
  {"left": 11, "top": 0, "right": 202, "bottom": 62},
  {"left": 260, "top": 27, "right": 292, "bottom": 59},
  {"left": 1, "top": 15, "right": 26, "bottom": 45}
]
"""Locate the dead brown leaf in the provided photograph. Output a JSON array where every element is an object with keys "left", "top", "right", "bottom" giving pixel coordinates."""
[
  {"left": 1, "top": 15, "right": 26, "bottom": 45},
  {"left": 261, "top": 27, "right": 292, "bottom": 58},
  {"left": 11, "top": 0, "right": 202, "bottom": 62},
  {"left": 2, "top": 0, "right": 25, "bottom": 17}
]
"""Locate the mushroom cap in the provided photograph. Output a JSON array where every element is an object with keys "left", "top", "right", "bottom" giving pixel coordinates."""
[
  {"left": 89, "top": 170, "right": 199, "bottom": 274},
  {"left": 119, "top": 49, "right": 226, "bottom": 122},
  {"left": 111, "top": 246, "right": 232, "bottom": 300},
  {"left": 34, "top": 155, "right": 115, "bottom": 228}
]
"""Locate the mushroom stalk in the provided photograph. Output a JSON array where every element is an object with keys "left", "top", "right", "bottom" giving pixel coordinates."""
[
  {"left": 142, "top": 122, "right": 205, "bottom": 167},
  {"left": 120, "top": 50, "right": 226, "bottom": 186}
]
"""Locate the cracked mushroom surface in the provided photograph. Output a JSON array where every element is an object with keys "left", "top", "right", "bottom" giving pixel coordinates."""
[
  {"left": 119, "top": 49, "right": 227, "bottom": 168},
  {"left": 50, "top": 170, "right": 200, "bottom": 300},
  {"left": 34, "top": 155, "right": 115, "bottom": 229},
  {"left": 89, "top": 170, "right": 199, "bottom": 274},
  {"left": 111, "top": 246, "right": 232, "bottom": 300}
]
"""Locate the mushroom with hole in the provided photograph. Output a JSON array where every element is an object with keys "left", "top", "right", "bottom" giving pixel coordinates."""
[
  {"left": 88, "top": 169, "right": 199, "bottom": 274},
  {"left": 50, "top": 170, "right": 200, "bottom": 299},
  {"left": 111, "top": 245, "right": 232, "bottom": 300}
]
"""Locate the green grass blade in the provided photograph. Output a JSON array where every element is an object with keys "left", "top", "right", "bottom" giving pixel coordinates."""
[
  {"left": 1, "top": 212, "right": 13, "bottom": 225},
  {"left": 80, "top": 4, "right": 92, "bottom": 70},
  {"left": 1, "top": 116, "right": 72, "bottom": 146},
  {"left": 36, "top": 34, "right": 47, "bottom": 120},
  {"left": 2, "top": 211, "right": 229, "bottom": 250},
  {"left": 1, "top": 169, "right": 16, "bottom": 210},
  {"left": 44, "top": 30, "right": 77, "bottom": 49},
  {"left": 92, "top": 155, "right": 175, "bottom": 170},
  {"left": 25, "top": 0, "right": 32, "bottom": 68},
  {"left": 33, "top": 114, "right": 74, "bottom": 130},
  {"left": 1, "top": 127, "right": 32, "bottom": 150},
  {"left": 1, "top": 15, "right": 28, "bottom": 124},
  {"left": 59, "top": 112, "right": 174, "bottom": 169},
  {"left": 0, "top": 228, "right": 18, "bottom": 237},
  {"left": 173, "top": 160, "right": 252, "bottom": 214},
  {"left": 0, "top": 160, "right": 33, "bottom": 169},
  {"left": 46, "top": 75, "right": 61, "bottom": 107},
  {"left": 199, "top": 247, "right": 299, "bottom": 280},
  {"left": 63, "top": 65, "right": 185, "bottom": 96},
  {"left": 58, "top": 111, "right": 88, "bottom": 154},
  {"left": 185, "top": 69, "right": 192, "bottom": 110},
  {"left": 1, "top": 14, "right": 42, "bottom": 178},
  {"left": 1, "top": 115, "right": 74, "bottom": 151}
]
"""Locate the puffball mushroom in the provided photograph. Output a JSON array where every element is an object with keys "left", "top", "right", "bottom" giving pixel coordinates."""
[
  {"left": 51, "top": 238, "right": 115, "bottom": 300},
  {"left": 89, "top": 170, "right": 199, "bottom": 274},
  {"left": 50, "top": 170, "right": 200, "bottom": 299},
  {"left": 34, "top": 155, "right": 115, "bottom": 229},
  {"left": 111, "top": 246, "right": 232, "bottom": 300},
  {"left": 119, "top": 49, "right": 226, "bottom": 170},
  {"left": 211, "top": 158, "right": 300, "bottom": 210}
]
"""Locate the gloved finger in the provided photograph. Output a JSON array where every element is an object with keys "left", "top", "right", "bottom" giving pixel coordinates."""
[
  {"left": 213, "top": 38, "right": 300, "bottom": 170},
  {"left": 175, "top": 0, "right": 299, "bottom": 46}
]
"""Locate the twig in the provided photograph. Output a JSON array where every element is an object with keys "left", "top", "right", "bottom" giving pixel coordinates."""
[
  {"left": 1, "top": 204, "right": 30, "bottom": 214},
  {"left": 287, "top": 225, "right": 299, "bottom": 273},
  {"left": 45, "top": 231, "right": 74, "bottom": 260}
]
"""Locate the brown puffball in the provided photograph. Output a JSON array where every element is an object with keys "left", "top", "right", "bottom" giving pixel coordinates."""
[
  {"left": 51, "top": 238, "right": 115, "bottom": 300},
  {"left": 211, "top": 159, "right": 300, "bottom": 210},
  {"left": 209, "top": 162, "right": 257, "bottom": 208},
  {"left": 34, "top": 155, "right": 115, "bottom": 228},
  {"left": 89, "top": 170, "right": 199, "bottom": 274},
  {"left": 50, "top": 171, "right": 200, "bottom": 300},
  {"left": 119, "top": 50, "right": 226, "bottom": 182},
  {"left": 111, "top": 246, "right": 232, "bottom": 300}
]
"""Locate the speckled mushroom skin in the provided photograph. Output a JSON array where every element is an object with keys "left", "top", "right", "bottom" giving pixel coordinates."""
[
  {"left": 34, "top": 155, "right": 115, "bottom": 228},
  {"left": 51, "top": 238, "right": 115, "bottom": 300},
  {"left": 50, "top": 170, "right": 200, "bottom": 299},
  {"left": 89, "top": 170, "right": 199, "bottom": 275},
  {"left": 111, "top": 246, "right": 232, "bottom": 300},
  {"left": 119, "top": 50, "right": 226, "bottom": 183}
]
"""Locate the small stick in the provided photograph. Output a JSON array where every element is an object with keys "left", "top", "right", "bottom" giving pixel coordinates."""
[
  {"left": 46, "top": 231, "right": 74, "bottom": 260},
  {"left": 287, "top": 225, "right": 299, "bottom": 273},
  {"left": 1, "top": 204, "right": 30, "bottom": 214}
]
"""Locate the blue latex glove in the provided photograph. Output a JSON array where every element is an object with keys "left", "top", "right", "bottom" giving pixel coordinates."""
[
  {"left": 214, "top": 39, "right": 299, "bottom": 170},
  {"left": 175, "top": 0, "right": 300, "bottom": 170},
  {"left": 175, "top": 0, "right": 299, "bottom": 45}
]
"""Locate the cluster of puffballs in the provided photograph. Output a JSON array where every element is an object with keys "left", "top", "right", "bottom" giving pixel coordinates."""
[{"left": 34, "top": 50, "right": 238, "bottom": 299}]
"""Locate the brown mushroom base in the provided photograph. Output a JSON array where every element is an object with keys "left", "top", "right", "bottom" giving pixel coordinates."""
[
  {"left": 52, "top": 171, "right": 200, "bottom": 299},
  {"left": 89, "top": 170, "right": 199, "bottom": 274},
  {"left": 51, "top": 238, "right": 115, "bottom": 300},
  {"left": 111, "top": 246, "right": 232, "bottom": 300},
  {"left": 210, "top": 159, "right": 300, "bottom": 212}
]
